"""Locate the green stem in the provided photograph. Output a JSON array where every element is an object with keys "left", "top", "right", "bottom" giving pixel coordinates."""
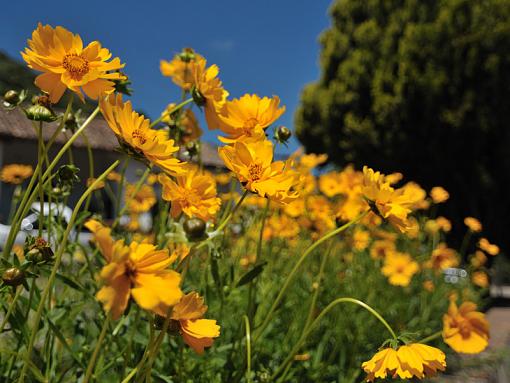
[
  {"left": 418, "top": 330, "right": 442, "bottom": 344},
  {"left": 0, "top": 286, "right": 23, "bottom": 334},
  {"left": 82, "top": 314, "right": 111, "bottom": 383},
  {"left": 243, "top": 315, "right": 252, "bottom": 383},
  {"left": 149, "top": 98, "right": 193, "bottom": 127},
  {"left": 17, "top": 160, "right": 119, "bottom": 383},
  {"left": 272, "top": 297, "right": 397, "bottom": 381},
  {"left": 254, "top": 210, "right": 369, "bottom": 342},
  {"left": 37, "top": 121, "right": 44, "bottom": 238}
]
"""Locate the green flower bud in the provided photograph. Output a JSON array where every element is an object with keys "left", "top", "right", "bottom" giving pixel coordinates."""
[
  {"left": 4, "top": 90, "right": 20, "bottom": 105},
  {"left": 183, "top": 217, "right": 207, "bottom": 240},
  {"left": 179, "top": 48, "right": 196, "bottom": 63},
  {"left": 2, "top": 267, "right": 25, "bottom": 287},
  {"left": 191, "top": 86, "right": 206, "bottom": 107},
  {"left": 275, "top": 126, "right": 292, "bottom": 143},
  {"left": 24, "top": 104, "right": 57, "bottom": 122}
]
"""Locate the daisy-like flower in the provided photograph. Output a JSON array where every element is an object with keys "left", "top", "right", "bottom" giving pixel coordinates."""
[
  {"left": 472, "top": 271, "right": 489, "bottom": 288},
  {"left": 159, "top": 166, "right": 221, "bottom": 221},
  {"left": 443, "top": 300, "right": 489, "bottom": 354},
  {"left": 478, "top": 237, "right": 499, "bottom": 256},
  {"left": 298, "top": 153, "right": 328, "bottom": 170},
  {"left": 216, "top": 94, "right": 285, "bottom": 143},
  {"left": 169, "top": 292, "right": 220, "bottom": 354},
  {"left": 22, "top": 23, "right": 125, "bottom": 103},
  {"left": 362, "top": 167, "right": 415, "bottom": 233},
  {"left": 370, "top": 239, "right": 396, "bottom": 260},
  {"left": 192, "top": 59, "right": 229, "bottom": 132},
  {"left": 125, "top": 183, "right": 157, "bottom": 214},
  {"left": 430, "top": 186, "right": 449, "bottom": 204},
  {"left": 464, "top": 217, "right": 482, "bottom": 232},
  {"left": 0, "top": 164, "right": 33, "bottom": 184},
  {"left": 426, "top": 243, "right": 459, "bottom": 271},
  {"left": 361, "top": 343, "right": 446, "bottom": 381},
  {"left": 100, "top": 94, "right": 185, "bottom": 175},
  {"left": 218, "top": 139, "right": 299, "bottom": 204},
  {"left": 381, "top": 252, "right": 419, "bottom": 286},
  {"left": 85, "top": 220, "right": 183, "bottom": 319},
  {"left": 160, "top": 49, "right": 205, "bottom": 91}
]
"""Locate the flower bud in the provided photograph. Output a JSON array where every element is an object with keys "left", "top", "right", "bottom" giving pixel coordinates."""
[
  {"left": 24, "top": 104, "right": 57, "bottom": 122},
  {"left": 26, "top": 248, "right": 44, "bottom": 263},
  {"left": 178, "top": 48, "right": 196, "bottom": 63},
  {"left": 57, "top": 164, "right": 80, "bottom": 186},
  {"left": 183, "top": 217, "right": 206, "bottom": 240},
  {"left": 2, "top": 267, "right": 25, "bottom": 287},
  {"left": 275, "top": 126, "right": 292, "bottom": 143},
  {"left": 4, "top": 90, "right": 20, "bottom": 105}
]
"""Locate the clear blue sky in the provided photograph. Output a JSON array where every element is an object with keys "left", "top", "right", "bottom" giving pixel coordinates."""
[{"left": 0, "top": 0, "right": 332, "bottom": 155}]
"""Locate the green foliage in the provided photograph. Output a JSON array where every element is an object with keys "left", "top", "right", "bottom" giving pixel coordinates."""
[{"left": 295, "top": 0, "right": 510, "bottom": 253}]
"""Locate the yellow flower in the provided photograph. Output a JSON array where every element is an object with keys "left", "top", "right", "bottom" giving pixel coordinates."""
[
  {"left": 464, "top": 217, "right": 482, "bottom": 232},
  {"left": 125, "top": 183, "right": 156, "bottom": 214},
  {"left": 192, "top": 59, "right": 229, "bottom": 132},
  {"left": 106, "top": 171, "right": 122, "bottom": 182},
  {"left": 100, "top": 94, "right": 186, "bottom": 175},
  {"left": 85, "top": 220, "right": 182, "bottom": 320},
  {"left": 22, "top": 23, "right": 125, "bottom": 103},
  {"left": 214, "top": 172, "right": 232, "bottom": 185},
  {"left": 370, "top": 239, "right": 395, "bottom": 260},
  {"left": 159, "top": 166, "right": 221, "bottom": 221},
  {"left": 170, "top": 292, "right": 220, "bottom": 354},
  {"left": 478, "top": 237, "right": 499, "bottom": 256},
  {"left": 216, "top": 94, "right": 285, "bottom": 143},
  {"left": 263, "top": 214, "right": 300, "bottom": 240},
  {"left": 436, "top": 216, "right": 452, "bottom": 232},
  {"left": 362, "top": 166, "right": 414, "bottom": 233},
  {"left": 319, "top": 172, "right": 343, "bottom": 197},
  {"left": 427, "top": 243, "right": 459, "bottom": 271},
  {"left": 218, "top": 139, "right": 299, "bottom": 204},
  {"left": 168, "top": 243, "right": 190, "bottom": 263},
  {"left": 423, "top": 280, "right": 435, "bottom": 292},
  {"left": 353, "top": 228, "right": 370, "bottom": 251},
  {"left": 401, "top": 182, "right": 429, "bottom": 210},
  {"left": 283, "top": 198, "right": 306, "bottom": 218},
  {"left": 472, "top": 271, "right": 489, "bottom": 288},
  {"left": 160, "top": 49, "right": 205, "bottom": 91},
  {"left": 381, "top": 252, "right": 419, "bottom": 286},
  {"left": 361, "top": 343, "right": 446, "bottom": 381},
  {"left": 0, "top": 164, "right": 33, "bottom": 184},
  {"left": 430, "top": 186, "right": 449, "bottom": 203},
  {"left": 299, "top": 153, "right": 328, "bottom": 170},
  {"left": 443, "top": 300, "right": 489, "bottom": 354},
  {"left": 470, "top": 251, "right": 487, "bottom": 268},
  {"left": 161, "top": 105, "right": 202, "bottom": 143},
  {"left": 385, "top": 172, "right": 403, "bottom": 185}
]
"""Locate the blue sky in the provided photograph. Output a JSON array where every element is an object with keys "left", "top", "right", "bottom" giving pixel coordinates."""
[{"left": 0, "top": 0, "right": 332, "bottom": 155}]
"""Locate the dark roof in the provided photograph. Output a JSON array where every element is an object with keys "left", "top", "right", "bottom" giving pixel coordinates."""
[
  {"left": 0, "top": 107, "right": 118, "bottom": 151},
  {"left": 0, "top": 107, "right": 223, "bottom": 166}
]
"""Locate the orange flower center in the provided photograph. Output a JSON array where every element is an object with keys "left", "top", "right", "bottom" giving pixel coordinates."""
[
  {"left": 62, "top": 54, "right": 90, "bottom": 80},
  {"left": 243, "top": 118, "right": 259, "bottom": 136},
  {"left": 132, "top": 129, "right": 147, "bottom": 145},
  {"left": 248, "top": 163, "right": 263, "bottom": 181}
]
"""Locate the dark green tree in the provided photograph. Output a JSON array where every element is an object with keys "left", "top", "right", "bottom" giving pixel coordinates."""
[{"left": 296, "top": 0, "right": 510, "bottom": 255}]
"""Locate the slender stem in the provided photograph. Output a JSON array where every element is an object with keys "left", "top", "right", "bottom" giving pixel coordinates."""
[
  {"left": 82, "top": 314, "right": 111, "bottom": 383},
  {"left": 120, "top": 368, "right": 138, "bottom": 383},
  {"left": 37, "top": 121, "right": 44, "bottom": 237},
  {"left": 0, "top": 287, "right": 22, "bottom": 334},
  {"left": 254, "top": 210, "right": 369, "bottom": 342},
  {"left": 115, "top": 156, "right": 130, "bottom": 216},
  {"left": 418, "top": 330, "right": 442, "bottom": 344},
  {"left": 18, "top": 160, "right": 119, "bottom": 383},
  {"left": 272, "top": 297, "right": 397, "bottom": 380},
  {"left": 149, "top": 98, "right": 193, "bottom": 127},
  {"left": 143, "top": 309, "right": 173, "bottom": 380},
  {"left": 243, "top": 315, "right": 252, "bottom": 383}
]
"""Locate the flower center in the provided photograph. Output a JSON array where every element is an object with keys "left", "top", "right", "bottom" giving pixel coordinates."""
[
  {"left": 243, "top": 118, "right": 259, "bottom": 136},
  {"left": 62, "top": 54, "right": 90, "bottom": 80},
  {"left": 248, "top": 163, "right": 263, "bottom": 181},
  {"left": 132, "top": 129, "right": 147, "bottom": 145}
]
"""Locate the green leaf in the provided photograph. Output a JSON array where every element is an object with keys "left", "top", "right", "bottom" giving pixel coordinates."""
[
  {"left": 236, "top": 262, "right": 267, "bottom": 287},
  {"left": 47, "top": 318, "right": 85, "bottom": 368}
]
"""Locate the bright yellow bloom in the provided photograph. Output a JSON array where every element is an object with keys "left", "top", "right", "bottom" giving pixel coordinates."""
[
  {"left": 362, "top": 167, "right": 414, "bottom": 233},
  {"left": 216, "top": 94, "right": 285, "bottom": 143},
  {"left": 464, "top": 217, "right": 482, "bottom": 232},
  {"left": 307, "top": 195, "right": 336, "bottom": 234},
  {"left": 283, "top": 198, "right": 306, "bottom": 218},
  {"left": 470, "top": 250, "right": 487, "bottom": 268},
  {"left": 361, "top": 343, "right": 446, "bottom": 381},
  {"left": 218, "top": 139, "right": 298, "bottom": 204},
  {"left": 125, "top": 183, "right": 156, "bottom": 214},
  {"left": 263, "top": 214, "right": 300, "bottom": 240},
  {"left": 436, "top": 216, "right": 452, "bottom": 232},
  {"left": 385, "top": 172, "right": 403, "bottom": 185},
  {"left": 214, "top": 172, "right": 232, "bottom": 185},
  {"left": 100, "top": 94, "right": 185, "bottom": 175},
  {"left": 170, "top": 292, "right": 220, "bottom": 354},
  {"left": 353, "top": 228, "right": 370, "bottom": 251},
  {"left": 430, "top": 186, "right": 449, "bottom": 203},
  {"left": 370, "top": 239, "right": 395, "bottom": 260},
  {"left": 160, "top": 49, "right": 205, "bottom": 90},
  {"left": 22, "top": 23, "right": 125, "bottom": 103},
  {"left": 85, "top": 220, "right": 182, "bottom": 320},
  {"left": 106, "top": 171, "right": 122, "bottom": 182},
  {"left": 299, "top": 153, "right": 328, "bottom": 170},
  {"left": 382, "top": 252, "right": 419, "bottom": 286},
  {"left": 159, "top": 166, "right": 221, "bottom": 221},
  {"left": 401, "top": 182, "right": 429, "bottom": 210},
  {"left": 427, "top": 243, "right": 459, "bottom": 271},
  {"left": 472, "top": 271, "right": 489, "bottom": 288},
  {"left": 193, "top": 59, "right": 229, "bottom": 131},
  {"left": 0, "top": 164, "right": 33, "bottom": 184},
  {"left": 319, "top": 172, "right": 343, "bottom": 198},
  {"left": 443, "top": 300, "right": 489, "bottom": 354},
  {"left": 478, "top": 237, "right": 499, "bottom": 256}
]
